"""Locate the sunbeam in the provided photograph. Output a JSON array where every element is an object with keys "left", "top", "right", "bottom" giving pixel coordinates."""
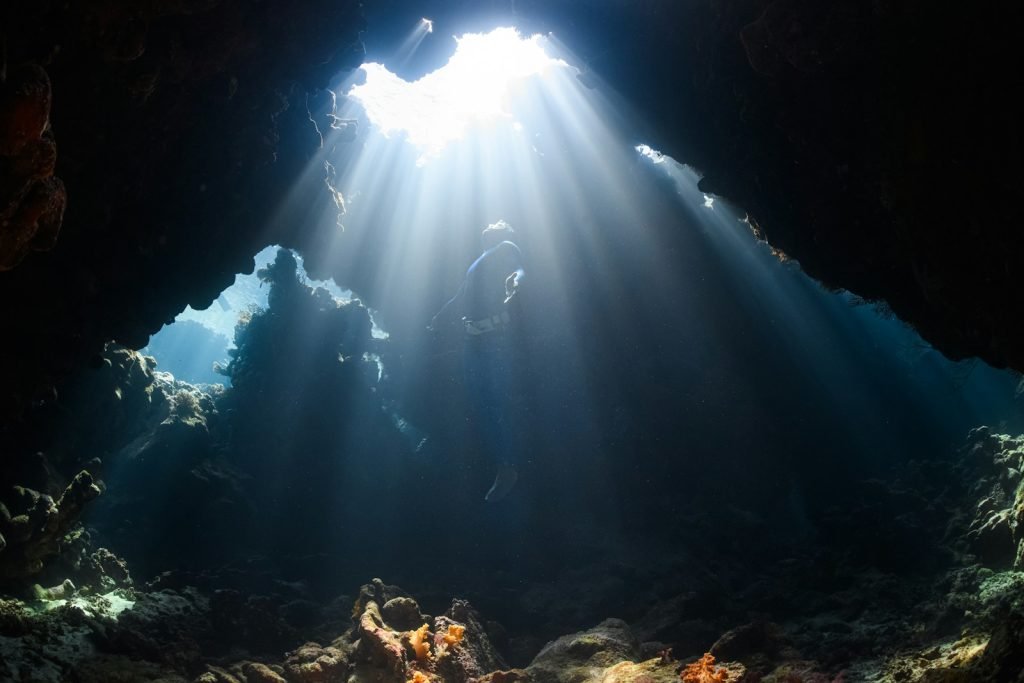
[{"left": 230, "top": 19, "right": 1024, "bottom": 546}]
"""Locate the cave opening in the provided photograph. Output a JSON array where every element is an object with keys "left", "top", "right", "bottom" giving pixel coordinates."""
[
  {"left": 142, "top": 245, "right": 357, "bottom": 386},
  {"left": 349, "top": 26, "right": 569, "bottom": 162}
]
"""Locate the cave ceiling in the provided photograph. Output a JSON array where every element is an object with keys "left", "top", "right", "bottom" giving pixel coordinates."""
[{"left": 0, "top": 0, "right": 1020, "bottom": 421}]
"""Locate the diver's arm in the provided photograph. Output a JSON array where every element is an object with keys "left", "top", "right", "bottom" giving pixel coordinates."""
[{"left": 429, "top": 280, "right": 466, "bottom": 330}]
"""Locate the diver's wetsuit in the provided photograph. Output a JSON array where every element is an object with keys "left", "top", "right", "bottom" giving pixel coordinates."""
[{"left": 446, "top": 240, "right": 524, "bottom": 465}]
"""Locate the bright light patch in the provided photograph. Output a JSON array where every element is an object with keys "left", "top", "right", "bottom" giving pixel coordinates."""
[
  {"left": 349, "top": 27, "right": 568, "bottom": 161},
  {"left": 635, "top": 144, "right": 665, "bottom": 164},
  {"left": 421, "top": 17, "right": 433, "bottom": 33},
  {"left": 703, "top": 194, "right": 715, "bottom": 209}
]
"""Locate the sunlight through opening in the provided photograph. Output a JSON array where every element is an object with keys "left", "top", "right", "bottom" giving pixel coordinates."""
[
  {"left": 349, "top": 27, "right": 570, "bottom": 162},
  {"left": 142, "top": 246, "right": 390, "bottom": 386}
]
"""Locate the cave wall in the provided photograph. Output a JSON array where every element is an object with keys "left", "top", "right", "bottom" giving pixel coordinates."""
[
  {"left": 0, "top": 0, "right": 364, "bottom": 421},
  {"left": 371, "top": 0, "right": 1023, "bottom": 372},
  {"left": 1, "top": 0, "right": 1020, "bottom": 420}
]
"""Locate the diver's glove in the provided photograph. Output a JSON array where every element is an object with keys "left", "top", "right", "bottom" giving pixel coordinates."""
[{"left": 504, "top": 272, "right": 521, "bottom": 304}]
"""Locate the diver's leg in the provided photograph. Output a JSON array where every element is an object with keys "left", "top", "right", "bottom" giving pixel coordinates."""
[
  {"left": 464, "top": 336, "right": 519, "bottom": 501},
  {"left": 483, "top": 337, "right": 518, "bottom": 502}
]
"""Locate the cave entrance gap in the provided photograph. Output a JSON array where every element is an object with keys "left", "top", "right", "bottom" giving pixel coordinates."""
[{"left": 142, "top": 245, "right": 358, "bottom": 386}]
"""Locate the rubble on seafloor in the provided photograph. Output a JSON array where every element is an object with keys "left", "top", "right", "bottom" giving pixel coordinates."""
[{"left": 1, "top": 437, "right": 1024, "bottom": 683}]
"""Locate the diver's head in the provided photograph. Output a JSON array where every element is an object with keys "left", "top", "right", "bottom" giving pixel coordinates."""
[{"left": 481, "top": 219, "right": 514, "bottom": 251}]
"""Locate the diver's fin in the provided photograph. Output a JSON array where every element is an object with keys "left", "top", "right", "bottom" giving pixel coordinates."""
[{"left": 485, "top": 463, "right": 518, "bottom": 502}]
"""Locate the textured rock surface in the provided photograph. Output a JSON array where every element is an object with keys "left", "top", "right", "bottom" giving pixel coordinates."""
[
  {"left": 0, "top": 0, "right": 365, "bottom": 423},
  {"left": 0, "top": 469, "right": 102, "bottom": 580},
  {"left": 440, "top": 600, "right": 507, "bottom": 679},
  {"left": 0, "top": 63, "right": 66, "bottom": 272},
  {"left": 525, "top": 619, "right": 640, "bottom": 683},
  {"left": 283, "top": 641, "right": 348, "bottom": 682}
]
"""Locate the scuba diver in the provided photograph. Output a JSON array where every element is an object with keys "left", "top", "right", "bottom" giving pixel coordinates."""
[{"left": 429, "top": 220, "right": 525, "bottom": 502}]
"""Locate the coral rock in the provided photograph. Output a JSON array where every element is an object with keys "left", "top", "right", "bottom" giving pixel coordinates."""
[
  {"left": 195, "top": 667, "right": 242, "bottom": 683},
  {"left": 84, "top": 547, "right": 134, "bottom": 591},
  {"left": 526, "top": 618, "right": 640, "bottom": 683},
  {"left": 444, "top": 599, "right": 507, "bottom": 675},
  {"left": 601, "top": 659, "right": 681, "bottom": 683},
  {"left": 477, "top": 670, "right": 531, "bottom": 683},
  {"left": 354, "top": 600, "right": 406, "bottom": 675},
  {"left": 241, "top": 661, "right": 288, "bottom": 683},
  {"left": 283, "top": 642, "right": 348, "bottom": 682},
  {"left": 0, "top": 470, "right": 102, "bottom": 580},
  {"left": 383, "top": 596, "right": 429, "bottom": 631}
]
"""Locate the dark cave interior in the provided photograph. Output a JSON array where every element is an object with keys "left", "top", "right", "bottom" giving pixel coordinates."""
[{"left": 2, "top": 1, "right": 1024, "bottom": 682}]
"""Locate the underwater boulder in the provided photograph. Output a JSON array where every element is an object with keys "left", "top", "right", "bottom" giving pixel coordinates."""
[
  {"left": 345, "top": 583, "right": 510, "bottom": 683},
  {"left": 382, "top": 596, "right": 429, "bottom": 632},
  {"left": 596, "top": 658, "right": 681, "bottom": 683},
  {"left": 525, "top": 618, "right": 641, "bottom": 683},
  {"left": 440, "top": 599, "right": 507, "bottom": 677},
  {"left": 195, "top": 666, "right": 244, "bottom": 683},
  {"left": 282, "top": 641, "right": 348, "bottom": 682},
  {"left": 352, "top": 579, "right": 414, "bottom": 621},
  {"left": 352, "top": 599, "right": 405, "bottom": 681},
  {"left": 240, "top": 661, "right": 289, "bottom": 683},
  {"left": 81, "top": 547, "right": 133, "bottom": 592}
]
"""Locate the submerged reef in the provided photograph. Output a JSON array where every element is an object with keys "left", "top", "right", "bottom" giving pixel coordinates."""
[
  {"left": 2, "top": 248, "right": 1023, "bottom": 679},
  {"left": 1, "top": 3, "right": 1021, "bottom": 681},
  {"left": 2, "top": 424, "right": 1024, "bottom": 680},
  {"left": 5, "top": 248, "right": 412, "bottom": 581}
]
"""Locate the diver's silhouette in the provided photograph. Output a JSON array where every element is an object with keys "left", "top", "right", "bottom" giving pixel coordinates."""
[{"left": 429, "top": 220, "right": 525, "bottom": 502}]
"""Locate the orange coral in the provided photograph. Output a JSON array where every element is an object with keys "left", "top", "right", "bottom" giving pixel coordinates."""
[
  {"left": 408, "top": 624, "right": 432, "bottom": 661},
  {"left": 681, "top": 653, "right": 728, "bottom": 683},
  {"left": 443, "top": 624, "right": 466, "bottom": 646},
  {"left": 407, "top": 671, "right": 431, "bottom": 683}
]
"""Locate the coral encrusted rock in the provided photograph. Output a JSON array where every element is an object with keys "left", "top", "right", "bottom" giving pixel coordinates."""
[
  {"left": 525, "top": 618, "right": 641, "bottom": 683},
  {"left": 0, "top": 470, "right": 102, "bottom": 580},
  {"left": 283, "top": 641, "right": 348, "bottom": 682},
  {"left": 962, "top": 428, "right": 1024, "bottom": 569}
]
